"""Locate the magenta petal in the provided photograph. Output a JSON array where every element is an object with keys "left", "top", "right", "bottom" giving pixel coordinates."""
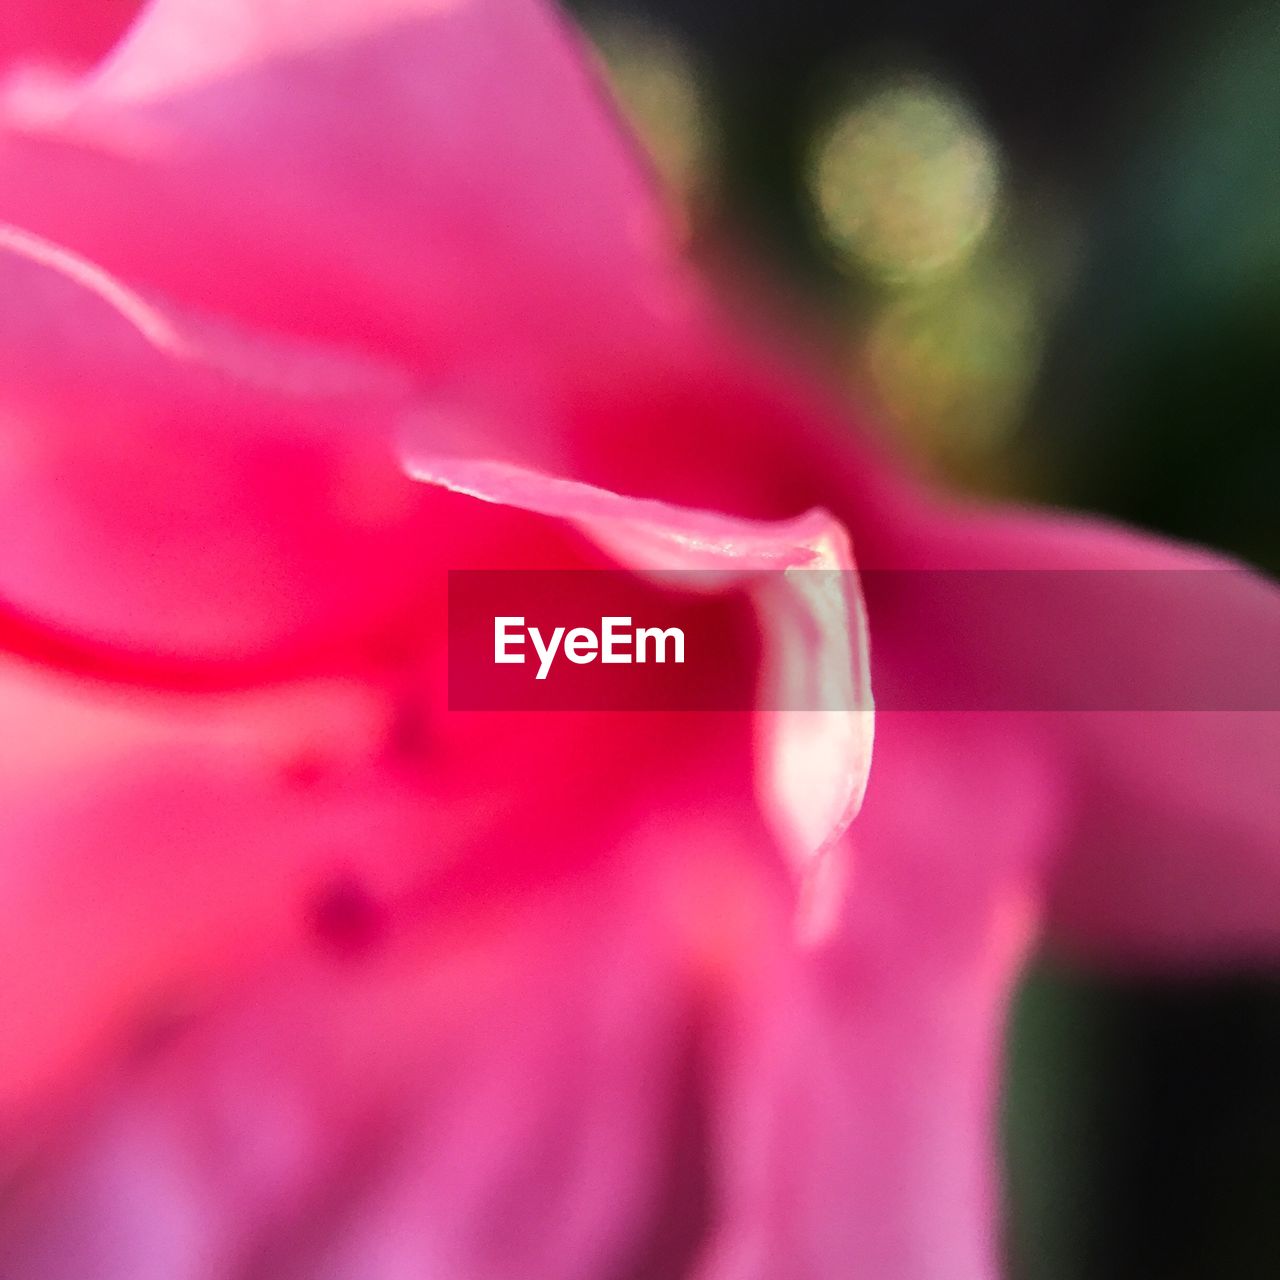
[
  {"left": 690, "top": 710, "right": 1057, "bottom": 1280},
  {"left": 0, "top": 616, "right": 759, "bottom": 1120},
  {"left": 0, "top": 226, "right": 442, "bottom": 670},
  {"left": 87, "top": 0, "right": 668, "bottom": 281},
  {"left": 405, "top": 455, "right": 875, "bottom": 899},
  {"left": 0, "top": 794, "right": 784, "bottom": 1280},
  {"left": 0, "top": 1, "right": 141, "bottom": 74},
  {"left": 886, "top": 495, "right": 1280, "bottom": 966},
  {"left": 0, "top": 754, "right": 1024, "bottom": 1278},
  {"left": 0, "top": 0, "right": 681, "bottom": 370},
  {"left": 0, "top": 654, "right": 456, "bottom": 1113}
]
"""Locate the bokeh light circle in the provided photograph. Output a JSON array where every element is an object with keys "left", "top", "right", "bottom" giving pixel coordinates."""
[
  {"left": 810, "top": 75, "right": 1001, "bottom": 282},
  {"left": 863, "top": 263, "right": 1042, "bottom": 463}
]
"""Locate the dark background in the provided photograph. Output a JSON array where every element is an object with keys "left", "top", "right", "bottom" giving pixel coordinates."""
[{"left": 570, "top": 1, "right": 1280, "bottom": 1274}]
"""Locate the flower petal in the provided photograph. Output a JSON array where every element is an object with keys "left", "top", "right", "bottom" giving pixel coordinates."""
[
  {"left": 0, "top": 544, "right": 765, "bottom": 1118},
  {"left": 1, "top": 750, "right": 1027, "bottom": 1280},
  {"left": 0, "top": 225, "right": 449, "bottom": 671},
  {"left": 0, "top": 782, "right": 782, "bottom": 1280},
  {"left": 0, "top": 1, "right": 140, "bottom": 74},
  {"left": 873, "top": 493, "right": 1280, "bottom": 966},
  {"left": 0, "top": 0, "right": 681, "bottom": 371},
  {"left": 0, "top": 654, "right": 423, "bottom": 1114},
  {"left": 404, "top": 455, "right": 875, "bottom": 903}
]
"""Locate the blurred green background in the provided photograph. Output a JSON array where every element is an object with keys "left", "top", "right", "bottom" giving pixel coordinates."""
[{"left": 570, "top": 1, "right": 1279, "bottom": 1275}]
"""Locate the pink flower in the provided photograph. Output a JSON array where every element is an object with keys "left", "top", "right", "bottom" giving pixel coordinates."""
[
  {"left": 0, "top": 1, "right": 1276, "bottom": 1277},
  {"left": 0, "top": 0, "right": 139, "bottom": 74}
]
